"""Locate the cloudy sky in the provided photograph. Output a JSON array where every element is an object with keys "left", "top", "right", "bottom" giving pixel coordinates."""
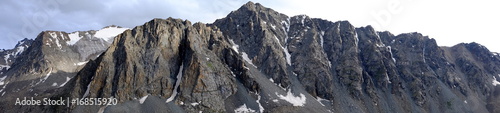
[{"left": 1, "top": 0, "right": 498, "bottom": 52}]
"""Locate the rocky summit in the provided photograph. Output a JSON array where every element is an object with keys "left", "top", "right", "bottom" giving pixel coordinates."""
[{"left": 0, "top": 1, "right": 499, "bottom": 113}]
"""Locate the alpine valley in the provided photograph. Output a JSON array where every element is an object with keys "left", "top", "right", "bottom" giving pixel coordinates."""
[{"left": 0, "top": 2, "right": 499, "bottom": 113}]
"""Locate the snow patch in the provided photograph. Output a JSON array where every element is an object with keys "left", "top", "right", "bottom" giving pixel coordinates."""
[
  {"left": 277, "top": 83, "right": 287, "bottom": 91},
  {"left": 228, "top": 39, "right": 239, "bottom": 53},
  {"left": 50, "top": 32, "right": 63, "bottom": 49},
  {"left": 282, "top": 19, "right": 290, "bottom": 33},
  {"left": 42, "top": 68, "right": 53, "bottom": 83},
  {"left": 273, "top": 36, "right": 291, "bottom": 65},
  {"left": 191, "top": 102, "right": 200, "bottom": 106},
  {"left": 52, "top": 83, "right": 58, "bottom": 87},
  {"left": 375, "top": 32, "right": 382, "bottom": 39},
  {"left": 94, "top": 26, "right": 129, "bottom": 42},
  {"left": 56, "top": 37, "right": 62, "bottom": 49},
  {"left": 492, "top": 76, "right": 500, "bottom": 86},
  {"left": 336, "top": 23, "right": 341, "bottom": 33},
  {"left": 230, "top": 71, "right": 236, "bottom": 77},
  {"left": 354, "top": 31, "right": 359, "bottom": 49},
  {"left": 256, "top": 93, "right": 264, "bottom": 113},
  {"left": 320, "top": 31, "right": 325, "bottom": 48},
  {"left": 59, "top": 77, "right": 71, "bottom": 87},
  {"left": 15, "top": 46, "right": 26, "bottom": 55},
  {"left": 0, "top": 76, "right": 6, "bottom": 85},
  {"left": 300, "top": 15, "right": 306, "bottom": 25},
  {"left": 376, "top": 44, "right": 386, "bottom": 48},
  {"left": 270, "top": 24, "right": 276, "bottom": 29},
  {"left": 319, "top": 31, "right": 331, "bottom": 67},
  {"left": 385, "top": 74, "right": 392, "bottom": 84},
  {"left": 422, "top": 47, "right": 426, "bottom": 63},
  {"left": 0, "top": 82, "right": 7, "bottom": 93},
  {"left": 4, "top": 54, "right": 10, "bottom": 64},
  {"left": 18, "top": 40, "right": 25, "bottom": 45},
  {"left": 284, "top": 47, "right": 292, "bottom": 66},
  {"left": 49, "top": 32, "right": 62, "bottom": 49},
  {"left": 234, "top": 104, "right": 256, "bottom": 113},
  {"left": 166, "top": 64, "right": 183, "bottom": 103},
  {"left": 49, "top": 32, "right": 58, "bottom": 39},
  {"left": 276, "top": 90, "right": 306, "bottom": 106},
  {"left": 241, "top": 52, "right": 257, "bottom": 68},
  {"left": 464, "top": 100, "right": 468, "bottom": 104},
  {"left": 273, "top": 36, "right": 282, "bottom": 46},
  {"left": 139, "top": 95, "right": 149, "bottom": 104},
  {"left": 74, "top": 61, "right": 88, "bottom": 66},
  {"left": 269, "top": 78, "right": 274, "bottom": 83},
  {"left": 387, "top": 46, "right": 396, "bottom": 63},
  {"left": 58, "top": 32, "right": 65, "bottom": 48},
  {"left": 67, "top": 32, "right": 82, "bottom": 45},
  {"left": 316, "top": 97, "right": 328, "bottom": 106}
]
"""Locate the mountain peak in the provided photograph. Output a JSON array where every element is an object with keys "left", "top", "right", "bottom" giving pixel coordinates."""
[
  {"left": 216, "top": 1, "right": 288, "bottom": 28},
  {"left": 241, "top": 1, "right": 257, "bottom": 10},
  {"left": 15, "top": 38, "right": 33, "bottom": 47},
  {"left": 460, "top": 42, "right": 492, "bottom": 54},
  {"left": 231, "top": 1, "right": 271, "bottom": 15},
  {"left": 243, "top": 1, "right": 255, "bottom": 6}
]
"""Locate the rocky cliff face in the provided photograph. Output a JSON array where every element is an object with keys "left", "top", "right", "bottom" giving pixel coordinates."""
[
  {"left": 0, "top": 38, "right": 33, "bottom": 72},
  {"left": 64, "top": 18, "right": 239, "bottom": 113},
  {"left": 1, "top": 1, "right": 499, "bottom": 113}
]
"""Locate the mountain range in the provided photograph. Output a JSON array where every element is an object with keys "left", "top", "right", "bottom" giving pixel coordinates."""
[{"left": 0, "top": 2, "right": 499, "bottom": 113}]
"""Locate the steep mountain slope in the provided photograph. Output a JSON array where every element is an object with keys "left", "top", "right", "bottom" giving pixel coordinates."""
[
  {"left": 0, "top": 38, "right": 34, "bottom": 72},
  {"left": 62, "top": 18, "right": 242, "bottom": 113},
  {"left": 1, "top": 1, "right": 499, "bottom": 113},
  {"left": 0, "top": 26, "right": 128, "bottom": 112}
]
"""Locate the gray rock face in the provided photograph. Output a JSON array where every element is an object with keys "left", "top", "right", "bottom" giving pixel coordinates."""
[
  {"left": 65, "top": 18, "right": 238, "bottom": 113},
  {"left": 1, "top": 1, "right": 500, "bottom": 113},
  {"left": 0, "top": 26, "right": 127, "bottom": 112},
  {"left": 211, "top": 2, "right": 500, "bottom": 113},
  {"left": 214, "top": 2, "right": 292, "bottom": 89},
  {"left": 0, "top": 38, "right": 33, "bottom": 72}
]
